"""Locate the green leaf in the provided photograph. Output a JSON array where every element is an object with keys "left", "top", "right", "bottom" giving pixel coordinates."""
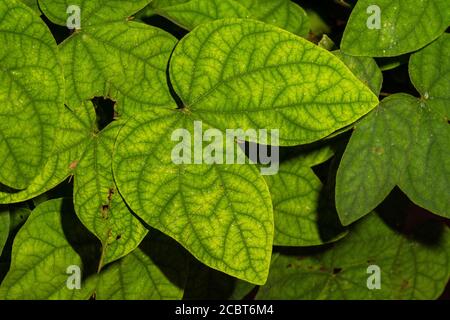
[
  {"left": 306, "top": 9, "right": 331, "bottom": 38},
  {"left": 141, "top": 0, "right": 310, "bottom": 37},
  {"left": 81, "top": 232, "right": 189, "bottom": 300},
  {"left": 333, "top": 51, "right": 383, "bottom": 95},
  {"left": 169, "top": 19, "right": 379, "bottom": 146},
  {"left": 155, "top": 0, "right": 251, "bottom": 31},
  {"left": 39, "top": 0, "right": 178, "bottom": 116},
  {"left": 264, "top": 147, "right": 346, "bottom": 246},
  {"left": 113, "top": 108, "right": 274, "bottom": 285},
  {"left": 74, "top": 121, "right": 148, "bottom": 266},
  {"left": 397, "top": 104, "right": 450, "bottom": 218},
  {"left": 0, "top": 207, "right": 9, "bottom": 256},
  {"left": 240, "top": 0, "right": 310, "bottom": 37},
  {"left": 409, "top": 33, "right": 450, "bottom": 118},
  {"left": 20, "top": 0, "right": 40, "bottom": 13},
  {"left": 341, "top": 0, "right": 450, "bottom": 57},
  {"left": 0, "top": 102, "right": 96, "bottom": 204},
  {"left": 0, "top": 0, "right": 64, "bottom": 189},
  {"left": 0, "top": 205, "right": 31, "bottom": 283},
  {"left": 336, "top": 94, "right": 418, "bottom": 225},
  {"left": 0, "top": 199, "right": 100, "bottom": 299},
  {"left": 39, "top": 0, "right": 151, "bottom": 26},
  {"left": 257, "top": 213, "right": 450, "bottom": 299},
  {"left": 337, "top": 34, "right": 450, "bottom": 224}
]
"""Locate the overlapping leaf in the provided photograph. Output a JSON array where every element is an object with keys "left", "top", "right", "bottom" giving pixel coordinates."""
[
  {"left": 333, "top": 51, "right": 383, "bottom": 95},
  {"left": 0, "top": 0, "right": 64, "bottom": 189},
  {"left": 39, "top": 0, "right": 151, "bottom": 26},
  {"left": 74, "top": 122, "right": 147, "bottom": 265},
  {"left": 257, "top": 213, "right": 450, "bottom": 299},
  {"left": 169, "top": 19, "right": 379, "bottom": 146},
  {"left": 77, "top": 233, "right": 188, "bottom": 300},
  {"left": 336, "top": 94, "right": 418, "bottom": 224},
  {"left": 154, "top": 0, "right": 251, "bottom": 31},
  {"left": 0, "top": 199, "right": 100, "bottom": 299},
  {"left": 113, "top": 108, "right": 274, "bottom": 285},
  {"left": 39, "top": 0, "right": 178, "bottom": 116},
  {"left": 20, "top": 0, "right": 40, "bottom": 13},
  {"left": 264, "top": 147, "right": 346, "bottom": 246},
  {"left": 409, "top": 33, "right": 450, "bottom": 118},
  {"left": 149, "top": 0, "right": 310, "bottom": 37},
  {"left": 341, "top": 0, "right": 450, "bottom": 57},
  {"left": 336, "top": 35, "right": 450, "bottom": 225},
  {"left": 240, "top": 0, "right": 310, "bottom": 37},
  {"left": 0, "top": 102, "right": 95, "bottom": 204}
]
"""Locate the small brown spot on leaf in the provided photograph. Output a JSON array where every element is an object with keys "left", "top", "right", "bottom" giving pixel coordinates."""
[
  {"left": 372, "top": 146, "right": 384, "bottom": 155},
  {"left": 401, "top": 280, "right": 410, "bottom": 290},
  {"left": 107, "top": 188, "right": 115, "bottom": 202},
  {"left": 69, "top": 160, "right": 79, "bottom": 170},
  {"left": 101, "top": 204, "right": 110, "bottom": 219}
]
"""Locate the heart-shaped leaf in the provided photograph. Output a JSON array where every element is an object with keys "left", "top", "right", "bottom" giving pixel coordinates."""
[
  {"left": 169, "top": 19, "right": 379, "bottom": 146},
  {"left": 0, "top": 0, "right": 64, "bottom": 189},
  {"left": 113, "top": 108, "right": 274, "bottom": 285},
  {"left": 74, "top": 122, "right": 147, "bottom": 266},
  {"left": 0, "top": 102, "right": 96, "bottom": 204},
  {"left": 336, "top": 34, "right": 450, "bottom": 225},
  {"left": 257, "top": 213, "right": 450, "bottom": 299},
  {"left": 264, "top": 146, "right": 346, "bottom": 246},
  {"left": 341, "top": 0, "right": 450, "bottom": 57},
  {"left": 0, "top": 199, "right": 100, "bottom": 299},
  {"left": 39, "top": 0, "right": 178, "bottom": 116}
]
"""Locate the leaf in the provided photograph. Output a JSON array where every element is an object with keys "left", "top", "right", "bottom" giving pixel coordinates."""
[
  {"left": 333, "top": 51, "right": 383, "bottom": 95},
  {"left": 39, "top": 0, "right": 151, "bottom": 26},
  {"left": 264, "top": 147, "right": 346, "bottom": 246},
  {"left": 409, "top": 33, "right": 450, "bottom": 118},
  {"left": 20, "top": 0, "right": 40, "bottom": 13},
  {"left": 336, "top": 34, "right": 450, "bottom": 224},
  {"left": 74, "top": 121, "right": 147, "bottom": 266},
  {"left": 397, "top": 105, "right": 450, "bottom": 218},
  {"left": 0, "top": 205, "right": 31, "bottom": 282},
  {"left": 141, "top": 0, "right": 310, "bottom": 37},
  {"left": 240, "top": 0, "right": 310, "bottom": 37},
  {"left": 39, "top": 0, "right": 178, "bottom": 116},
  {"left": 113, "top": 108, "right": 274, "bottom": 285},
  {"left": 256, "top": 213, "right": 450, "bottom": 299},
  {"left": 336, "top": 94, "right": 419, "bottom": 225},
  {"left": 0, "top": 199, "right": 100, "bottom": 300},
  {"left": 0, "top": 207, "right": 9, "bottom": 256},
  {"left": 0, "top": 0, "right": 64, "bottom": 189},
  {"left": 80, "top": 232, "right": 188, "bottom": 300},
  {"left": 169, "top": 19, "right": 379, "bottom": 146},
  {"left": 307, "top": 9, "right": 331, "bottom": 37},
  {"left": 155, "top": 0, "right": 251, "bottom": 31},
  {"left": 0, "top": 102, "right": 96, "bottom": 204},
  {"left": 341, "top": 0, "right": 450, "bottom": 57}
]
